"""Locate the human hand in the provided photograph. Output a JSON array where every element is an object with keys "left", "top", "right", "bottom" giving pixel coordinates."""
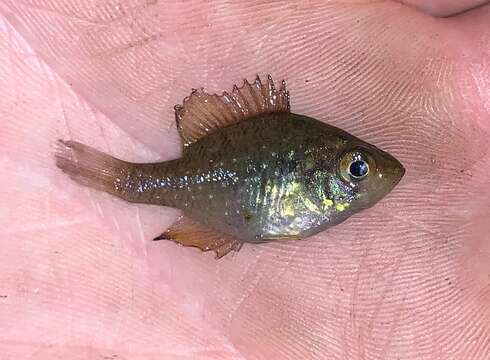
[{"left": 1, "top": 1, "right": 489, "bottom": 358}]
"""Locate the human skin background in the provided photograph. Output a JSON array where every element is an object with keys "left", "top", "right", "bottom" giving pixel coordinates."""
[{"left": 0, "top": 0, "right": 489, "bottom": 359}]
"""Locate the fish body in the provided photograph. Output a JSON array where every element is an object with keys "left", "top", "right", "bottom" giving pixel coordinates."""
[{"left": 56, "top": 76, "right": 404, "bottom": 258}]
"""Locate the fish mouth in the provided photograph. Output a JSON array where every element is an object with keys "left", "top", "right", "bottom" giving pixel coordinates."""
[
  {"left": 364, "top": 155, "right": 405, "bottom": 207},
  {"left": 379, "top": 149, "right": 405, "bottom": 188},
  {"left": 391, "top": 162, "right": 406, "bottom": 186}
]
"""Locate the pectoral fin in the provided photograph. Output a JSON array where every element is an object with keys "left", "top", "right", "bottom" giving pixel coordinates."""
[{"left": 154, "top": 217, "right": 243, "bottom": 259}]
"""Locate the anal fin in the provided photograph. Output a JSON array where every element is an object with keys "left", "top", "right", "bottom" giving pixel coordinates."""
[{"left": 154, "top": 217, "right": 243, "bottom": 259}]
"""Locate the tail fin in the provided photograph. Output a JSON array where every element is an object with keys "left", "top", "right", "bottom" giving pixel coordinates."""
[{"left": 54, "top": 140, "right": 127, "bottom": 195}]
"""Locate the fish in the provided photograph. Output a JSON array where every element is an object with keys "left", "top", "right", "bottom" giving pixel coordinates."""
[{"left": 55, "top": 75, "right": 405, "bottom": 259}]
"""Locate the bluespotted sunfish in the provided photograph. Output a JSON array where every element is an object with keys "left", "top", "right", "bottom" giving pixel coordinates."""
[{"left": 55, "top": 75, "right": 405, "bottom": 258}]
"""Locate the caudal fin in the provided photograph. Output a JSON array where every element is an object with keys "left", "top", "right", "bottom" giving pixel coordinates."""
[{"left": 54, "top": 140, "right": 127, "bottom": 195}]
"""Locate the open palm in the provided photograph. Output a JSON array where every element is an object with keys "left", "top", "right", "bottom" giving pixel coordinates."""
[{"left": 1, "top": 1, "right": 489, "bottom": 359}]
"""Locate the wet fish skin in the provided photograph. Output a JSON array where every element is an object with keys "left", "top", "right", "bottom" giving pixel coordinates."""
[
  {"left": 179, "top": 112, "right": 402, "bottom": 242},
  {"left": 55, "top": 75, "right": 404, "bottom": 257},
  {"left": 67, "top": 112, "right": 402, "bottom": 242}
]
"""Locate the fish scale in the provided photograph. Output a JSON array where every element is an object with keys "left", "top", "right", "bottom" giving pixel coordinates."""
[{"left": 55, "top": 75, "right": 404, "bottom": 259}]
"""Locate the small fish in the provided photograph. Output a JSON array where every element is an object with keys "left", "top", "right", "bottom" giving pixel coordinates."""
[{"left": 55, "top": 75, "right": 405, "bottom": 258}]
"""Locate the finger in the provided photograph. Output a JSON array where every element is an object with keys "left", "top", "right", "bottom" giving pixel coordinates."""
[
  {"left": 446, "top": 3, "right": 490, "bottom": 130},
  {"left": 0, "top": 12, "right": 229, "bottom": 359},
  {"left": 450, "top": 3, "right": 490, "bottom": 59},
  {"left": 1, "top": 1, "right": 489, "bottom": 360},
  {"left": 397, "top": 0, "right": 490, "bottom": 17}
]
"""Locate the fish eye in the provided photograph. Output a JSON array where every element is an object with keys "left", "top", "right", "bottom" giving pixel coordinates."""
[
  {"left": 339, "top": 150, "right": 374, "bottom": 182},
  {"left": 349, "top": 160, "right": 369, "bottom": 179}
]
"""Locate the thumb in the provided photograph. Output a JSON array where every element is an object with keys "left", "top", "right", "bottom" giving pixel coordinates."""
[{"left": 398, "top": 0, "right": 490, "bottom": 17}]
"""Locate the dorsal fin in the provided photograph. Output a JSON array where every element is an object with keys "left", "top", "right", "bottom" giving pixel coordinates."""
[{"left": 174, "top": 75, "right": 290, "bottom": 147}]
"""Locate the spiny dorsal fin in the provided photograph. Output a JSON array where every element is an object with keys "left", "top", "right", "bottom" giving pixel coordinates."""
[
  {"left": 174, "top": 75, "right": 290, "bottom": 147},
  {"left": 153, "top": 216, "right": 243, "bottom": 259}
]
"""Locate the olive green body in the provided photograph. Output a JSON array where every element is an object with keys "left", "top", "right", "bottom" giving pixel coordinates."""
[{"left": 121, "top": 113, "right": 401, "bottom": 243}]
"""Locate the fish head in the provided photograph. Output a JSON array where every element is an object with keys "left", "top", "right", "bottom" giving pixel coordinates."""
[{"left": 331, "top": 143, "right": 405, "bottom": 211}]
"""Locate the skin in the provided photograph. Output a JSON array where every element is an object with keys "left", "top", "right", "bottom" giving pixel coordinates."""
[
  {"left": 57, "top": 112, "right": 404, "bottom": 250},
  {"left": 171, "top": 113, "right": 404, "bottom": 243},
  {"left": 0, "top": 0, "right": 488, "bottom": 359}
]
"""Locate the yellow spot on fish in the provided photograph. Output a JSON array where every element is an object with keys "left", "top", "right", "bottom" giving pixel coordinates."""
[
  {"left": 282, "top": 204, "right": 296, "bottom": 217},
  {"left": 288, "top": 182, "right": 301, "bottom": 193},
  {"left": 303, "top": 197, "right": 319, "bottom": 213},
  {"left": 335, "top": 202, "right": 349, "bottom": 211},
  {"left": 265, "top": 184, "right": 279, "bottom": 198},
  {"left": 322, "top": 198, "right": 334, "bottom": 208}
]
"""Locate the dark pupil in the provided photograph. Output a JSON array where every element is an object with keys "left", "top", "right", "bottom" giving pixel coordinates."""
[{"left": 349, "top": 160, "right": 368, "bottom": 178}]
